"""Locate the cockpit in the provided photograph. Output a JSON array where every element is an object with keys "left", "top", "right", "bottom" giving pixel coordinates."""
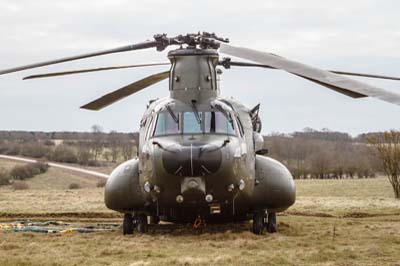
[{"left": 153, "top": 110, "right": 239, "bottom": 137}]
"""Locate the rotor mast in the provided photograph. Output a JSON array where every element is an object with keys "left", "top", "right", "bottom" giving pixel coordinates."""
[
  {"left": 168, "top": 48, "right": 220, "bottom": 103},
  {"left": 163, "top": 32, "right": 228, "bottom": 104}
]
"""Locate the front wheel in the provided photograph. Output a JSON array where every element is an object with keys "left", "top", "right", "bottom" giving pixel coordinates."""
[
  {"left": 266, "top": 212, "right": 277, "bottom": 233},
  {"left": 252, "top": 211, "right": 265, "bottom": 235},
  {"left": 137, "top": 214, "right": 148, "bottom": 233},
  {"left": 123, "top": 213, "right": 134, "bottom": 235},
  {"left": 149, "top": 215, "right": 160, "bottom": 225}
]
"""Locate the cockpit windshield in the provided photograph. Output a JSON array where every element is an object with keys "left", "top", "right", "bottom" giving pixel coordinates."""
[
  {"left": 154, "top": 112, "right": 180, "bottom": 136},
  {"left": 153, "top": 111, "right": 236, "bottom": 136},
  {"left": 183, "top": 112, "right": 202, "bottom": 134}
]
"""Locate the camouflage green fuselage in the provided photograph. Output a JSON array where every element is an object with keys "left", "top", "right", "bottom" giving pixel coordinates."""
[{"left": 104, "top": 48, "right": 295, "bottom": 222}]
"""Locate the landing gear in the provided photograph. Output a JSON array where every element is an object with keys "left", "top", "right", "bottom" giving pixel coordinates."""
[
  {"left": 123, "top": 213, "right": 149, "bottom": 234},
  {"left": 149, "top": 215, "right": 160, "bottom": 225},
  {"left": 251, "top": 211, "right": 278, "bottom": 234},
  {"left": 266, "top": 212, "right": 277, "bottom": 233},
  {"left": 252, "top": 211, "right": 266, "bottom": 235},
  {"left": 123, "top": 213, "right": 134, "bottom": 235},
  {"left": 137, "top": 213, "right": 148, "bottom": 233}
]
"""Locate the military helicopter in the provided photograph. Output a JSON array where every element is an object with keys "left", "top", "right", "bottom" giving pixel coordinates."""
[{"left": 1, "top": 32, "right": 400, "bottom": 235}]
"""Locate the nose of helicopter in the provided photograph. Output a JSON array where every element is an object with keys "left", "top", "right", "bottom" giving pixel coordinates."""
[{"left": 161, "top": 142, "right": 223, "bottom": 177}]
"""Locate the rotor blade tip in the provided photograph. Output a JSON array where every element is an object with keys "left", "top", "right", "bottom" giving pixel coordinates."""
[{"left": 80, "top": 105, "right": 98, "bottom": 111}]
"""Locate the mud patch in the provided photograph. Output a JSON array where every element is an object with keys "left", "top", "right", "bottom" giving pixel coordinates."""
[{"left": 284, "top": 211, "right": 335, "bottom": 218}]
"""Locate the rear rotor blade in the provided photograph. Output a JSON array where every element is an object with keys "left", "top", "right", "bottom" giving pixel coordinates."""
[
  {"left": 23, "top": 63, "right": 170, "bottom": 80},
  {"left": 81, "top": 71, "right": 169, "bottom": 111},
  {"left": 226, "top": 61, "right": 400, "bottom": 81},
  {"left": 0, "top": 40, "right": 160, "bottom": 76},
  {"left": 327, "top": 70, "right": 400, "bottom": 81},
  {"left": 220, "top": 43, "right": 400, "bottom": 105}
]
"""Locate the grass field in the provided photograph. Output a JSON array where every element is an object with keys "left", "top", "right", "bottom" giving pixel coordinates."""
[{"left": 0, "top": 159, "right": 399, "bottom": 265}]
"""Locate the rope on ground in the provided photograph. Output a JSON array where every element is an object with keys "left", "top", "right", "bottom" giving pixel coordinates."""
[
  {"left": 0, "top": 221, "right": 117, "bottom": 234},
  {"left": 193, "top": 216, "right": 206, "bottom": 229}
]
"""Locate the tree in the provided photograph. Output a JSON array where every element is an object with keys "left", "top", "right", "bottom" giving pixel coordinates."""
[
  {"left": 108, "top": 131, "right": 122, "bottom": 163},
  {"left": 309, "top": 149, "right": 331, "bottom": 179},
  {"left": 77, "top": 142, "right": 93, "bottom": 165},
  {"left": 90, "top": 125, "right": 104, "bottom": 162},
  {"left": 368, "top": 130, "right": 400, "bottom": 199},
  {"left": 121, "top": 140, "right": 134, "bottom": 161}
]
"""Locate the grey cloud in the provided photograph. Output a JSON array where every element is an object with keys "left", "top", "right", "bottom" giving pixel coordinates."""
[{"left": 0, "top": 0, "right": 399, "bottom": 135}]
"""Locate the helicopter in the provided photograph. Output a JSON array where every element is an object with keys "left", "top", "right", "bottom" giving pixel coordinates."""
[{"left": 1, "top": 32, "right": 400, "bottom": 235}]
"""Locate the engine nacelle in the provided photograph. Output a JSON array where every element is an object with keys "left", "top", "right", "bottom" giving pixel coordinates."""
[
  {"left": 104, "top": 158, "right": 146, "bottom": 212},
  {"left": 251, "top": 155, "right": 296, "bottom": 212}
]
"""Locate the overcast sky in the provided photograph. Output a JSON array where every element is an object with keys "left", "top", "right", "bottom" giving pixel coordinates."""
[{"left": 0, "top": 0, "right": 399, "bottom": 135}]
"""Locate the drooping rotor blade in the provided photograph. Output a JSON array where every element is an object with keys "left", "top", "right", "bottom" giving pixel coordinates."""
[
  {"left": 81, "top": 71, "right": 169, "bottom": 111},
  {"left": 0, "top": 40, "right": 161, "bottom": 76},
  {"left": 327, "top": 70, "right": 400, "bottom": 81},
  {"left": 23, "top": 63, "right": 170, "bottom": 80},
  {"left": 219, "top": 43, "right": 400, "bottom": 105},
  {"left": 225, "top": 61, "right": 400, "bottom": 81}
]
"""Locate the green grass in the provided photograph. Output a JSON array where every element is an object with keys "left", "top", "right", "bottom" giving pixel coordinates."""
[
  {"left": 295, "top": 177, "right": 394, "bottom": 198},
  {"left": 1, "top": 157, "right": 400, "bottom": 265},
  {"left": 291, "top": 177, "right": 400, "bottom": 216},
  {"left": 0, "top": 216, "right": 399, "bottom": 266},
  {"left": 0, "top": 160, "right": 21, "bottom": 171}
]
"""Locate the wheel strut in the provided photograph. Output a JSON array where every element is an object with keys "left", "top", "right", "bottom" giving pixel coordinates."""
[
  {"left": 266, "top": 212, "right": 277, "bottom": 233},
  {"left": 252, "top": 211, "right": 266, "bottom": 235},
  {"left": 136, "top": 213, "right": 148, "bottom": 233},
  {"left": 123, "top": 213, "right": 134, "bottom": 235}
]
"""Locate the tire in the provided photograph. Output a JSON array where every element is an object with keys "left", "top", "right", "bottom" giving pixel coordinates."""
[
  {"left": 266, "top": 212, "right": 277, "bottom": 233},
  {"left": 137, "top": 214, "right": 148, "bottom": 233},
  {"left": 252, "top": 211, "right": 265, "bottom": 235},
  {"left": 123, "top": 213, "right": 134, "bottom": 235},
  {"left": 149, "top": 215, "right": 160, "bottom": 225}
]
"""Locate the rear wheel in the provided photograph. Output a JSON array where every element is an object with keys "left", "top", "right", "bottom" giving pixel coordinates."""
[
  {"left": 252, "top": 211, "right": 265, "bottom": 235},
  {"left": 149, "top": 215, "right": 160, "bottom": 225},
  {"left": 137, "top": 214, "right": 148, "bottom": 233},
  {"left": 266, "top": 212, "right": 277, "bottom": 233},
  {"left": 123, "top": 213, "right": 134, "bottom": 235}
]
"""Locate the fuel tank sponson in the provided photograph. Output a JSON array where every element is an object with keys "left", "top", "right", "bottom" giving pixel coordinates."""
[
  {"left": 104, "top": 159, "right": 146, "bottom": 212},
  {"left": 252, "top": 155, "right": 296, "bottom": 212}
]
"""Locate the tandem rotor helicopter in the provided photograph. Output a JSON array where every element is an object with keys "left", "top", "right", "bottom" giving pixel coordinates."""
[{"left": 1, "top": 32, "right": 400, "bottom": 234}]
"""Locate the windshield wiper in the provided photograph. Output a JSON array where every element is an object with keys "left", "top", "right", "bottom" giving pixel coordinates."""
[
  {"left": 191, "top": 100, "right": 201, "bottom": 124},
  {"left": 212, "top": 102, "right": 233, "bottom": 123},
  {"left": 166, "top": 104, "right": 179, "bottom": 124}
]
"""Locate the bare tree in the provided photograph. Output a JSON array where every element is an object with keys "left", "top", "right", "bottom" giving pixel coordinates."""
[
  {"left": 108, "top": 131, "right": 121, "bottom": 163},
  {"left": 121, "top": 141, "right": 134, "bottom": 161},
  {"left": 77, "top": 142, "right": 93, "bottom": 165},
  {"left": 368, "top": 130, "right": 400, "bottom": 199},
  {"left": 309, "top": 149, "right": 331, "bottom": 179},
  {"left": 90, "top": 124, "right": 104, "bottom": 162}
]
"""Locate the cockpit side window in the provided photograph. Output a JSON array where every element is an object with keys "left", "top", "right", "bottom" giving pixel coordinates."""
[
  {"left": 236, "top": 116, "right": 245, "bottom": 138},
  {"left": 205, "top": 112, "right": 236, "bottom": 135},
  {"left": 153, "top": 112, "right": 180, "bottom": 136},
  {"left": 144, "top": 116, "right": 153, "bottom": 140}
]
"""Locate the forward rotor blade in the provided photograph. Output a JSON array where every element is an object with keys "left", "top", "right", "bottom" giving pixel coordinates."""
[
  {"left": 220, "top": 43, "right": 400, "bottom": 105},
  {"left": 23, "top": 63, "right": 170, "bottom": 80},
  {"left": 227, "top": 61, "right": 400, "bottom": 81},
  {"left": 0, "top": 40, "right": 160, "bottom": 76},
  {"left": 81, "top": 71, "right": 169, "bottom": 111}
]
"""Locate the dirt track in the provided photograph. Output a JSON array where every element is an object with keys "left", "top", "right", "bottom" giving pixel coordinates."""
[{"left": 0, "top": 154, "right": 109, "bottom": 179}]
